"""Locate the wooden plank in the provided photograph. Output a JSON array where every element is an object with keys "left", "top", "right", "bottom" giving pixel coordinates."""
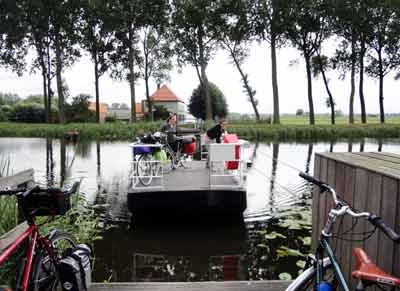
[
  {"left": 359, "top": 152, "right": 400, "bottom": 164},
  {"left": 377, "top": 177, "right": 398, "bottom": 275},
  {"left": 0, "top": 168, "right": 34, "bottom": 188},
  {"left": 363, "top": 173, "right": 382, "bottom": 268},
  {"left": 333, "top": 161, "right": 346, "bottom": 270},
  {"left": 394, "top": 180, "right": 400, "bottom": 278},
  {"left": 348, "top": 168, "right": 369, "bottom": 289},
  {"left": 311, "top": 155, "right": 321, "bottom": 251},
  {"left": 89, "top": 281, "right": 292, "bottom": 291},
  {"left": 318, "top": 157, "right": 328, "bottom": 244},
  {"left": 341, "top": 165, "right": 356, "bottom": 283},
  {"left": 354, "top": 153, "right": 400, "bottom": 171},
  {"left": 318, "top": 153, "right": 400, "bottom": 180},
  {"left": 0, "top": 222, "right": 29, "bottom": 254}
]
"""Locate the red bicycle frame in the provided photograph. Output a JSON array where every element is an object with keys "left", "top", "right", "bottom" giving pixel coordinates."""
[{"left": 0, "top": 223, "right": 54, "bottom": 291}]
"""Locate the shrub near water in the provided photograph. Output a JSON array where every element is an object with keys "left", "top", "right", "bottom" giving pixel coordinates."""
[{"left": 1, "top": 121, "right": 400, "bottom": 141}]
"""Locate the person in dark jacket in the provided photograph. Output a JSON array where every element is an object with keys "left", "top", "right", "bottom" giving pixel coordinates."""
[
  {"left": 206, "top": 118, "right": 227, "bottom": 143},
  {"left": 205, "top": 118, "right": 227, "bottom": 168}
]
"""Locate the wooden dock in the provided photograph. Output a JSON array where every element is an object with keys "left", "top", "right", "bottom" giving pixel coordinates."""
[
  {"left": 312, "top": 152, "right": 400, "bottom": 289},
  {"left": 128, "top": 161, "right": 246, "bottom": 215},
  {"left": 89, "top": 280, "right": 292, "bottom": 291}
]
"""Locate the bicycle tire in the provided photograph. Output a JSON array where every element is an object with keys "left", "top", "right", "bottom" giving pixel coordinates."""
[
  {"left": 137, "top": 154, "right": 154, "bottom": 186},
  {"left": 285, "top": 258, "right": 339, "bottom": 291},
  {"left": 161, "top": 147, "right": 175, "bottom": 174},
  {"left": 29, "top": 231, "right": 77, "bottom": 291}
]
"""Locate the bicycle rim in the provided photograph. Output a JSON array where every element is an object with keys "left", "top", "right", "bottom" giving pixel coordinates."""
[
  {"left": 138, "top": 154, "right": 153, "bottom": 186},
  {"left": 30, "top": 231, "right": 77, "bottom": 291},
  {"left": 161, "top": 147, "right": 174, "bottom": 174},
  {"left": 286, "top": 258, "right": 339, "bottom": 291}
]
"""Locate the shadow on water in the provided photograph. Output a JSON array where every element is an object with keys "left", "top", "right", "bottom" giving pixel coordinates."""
[{"left": 93, "top": 214, "right": 247, "bottom": 282}]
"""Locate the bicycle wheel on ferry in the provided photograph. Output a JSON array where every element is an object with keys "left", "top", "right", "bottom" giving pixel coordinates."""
[
  {"left": 161, "top": 147, "right": 175, "bottom": 174},
  {"left": 286, "top": 259, "right": 338, "bottom": 291},
  {"left": 137, "top": 154, "right": 154, "bottom": 186},
  {"left": 30, "top": 231, "right": 77, "bottom": 291}
]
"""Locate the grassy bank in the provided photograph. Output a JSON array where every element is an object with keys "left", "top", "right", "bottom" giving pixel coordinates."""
[{"left": 1, "top": 120, "right": 400, "bottom": 141}]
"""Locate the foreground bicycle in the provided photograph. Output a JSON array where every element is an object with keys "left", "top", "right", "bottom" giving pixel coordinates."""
[
  {"left": 0, "top": 182, "right": 80, "bottom": 291},
  {"left": 286, "top": 172, "right": 400, "bottom": 291}
]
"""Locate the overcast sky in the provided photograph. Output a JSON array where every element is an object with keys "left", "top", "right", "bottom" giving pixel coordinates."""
[{"left": 0, "top": 41, "right": 399, "bottom": 115}]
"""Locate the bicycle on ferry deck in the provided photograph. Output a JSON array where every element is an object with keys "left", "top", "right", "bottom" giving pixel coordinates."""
[
  {"left": 132, "top": 132, "right": 196, "bottom": 186},
  {"left": 0, "top": 183, "right": 81, "bottom": 291},
  {"left": 286, "top": 172, "right": 400, "bottom": 291}
]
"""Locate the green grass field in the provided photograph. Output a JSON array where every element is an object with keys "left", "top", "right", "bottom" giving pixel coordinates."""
[{"left": 0, "top": 114, "right": 400, "bottom": 141}]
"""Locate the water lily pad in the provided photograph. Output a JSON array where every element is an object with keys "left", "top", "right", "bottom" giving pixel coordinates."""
[
  {"left": 279, "top": 272, "right": 292, "bottom": 280},
  {"left": 257, "top": 243, "right": 269, "bottom": 250},
  {"left": 277, "top": 246, "right": 305, "bottom": 258},
  {"left": 296, "top": 260, "right": 306, "bottom": 269},
  {"left": 265, "top": 231, "right": 287, "bottom": 240},
  {"left": 300, "top": 237, "right": 311, "bottom": 246}
]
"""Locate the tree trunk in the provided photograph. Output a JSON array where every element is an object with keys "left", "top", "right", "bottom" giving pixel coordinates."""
[
  {"left": 46, "top": 41, "right": 52, "bottom": 122},
  {"left": 145, "top": 76, "right": 152, "bottom": 121},
  {"left": 144, "top": 37, "right": 153, "bottom": 121},
  {"left": 198, "top": 27, "right": 211, "bottom": 121},
  {"left": 349, "top": 36, "right": 356, "bottom": 124},
  {"left": 378, "top": 49, "right": 385, "bottom": 123},
  {"left": 39, "top": 52, "right": 48, "bottom": 123},
  {"left": 231, "top": 52, "right": 260, "bottom": 121},
  {"left": 128, "top": 25, "right": 136, "bottom": 123},
  {"left": 271, "top": 32, "right": 280, "bottom": 124},
  {"left": 55, "top": 32, "right": 65, "bottom": 124},
  {"left": 320, "top": 63, "right": 335, "bottom": 125},
  {"left": 359, "top": 39, "right": 367, "bottom": 124},
  {"left": 94, "top": 50, "right": 100, "bottom": 123},
  {"left": 305, "top": 54, "right": 315, "bottom": 125}
]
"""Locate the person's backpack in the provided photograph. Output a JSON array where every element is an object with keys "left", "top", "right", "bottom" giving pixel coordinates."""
[{"left": 59, "top": 244, "right": 91, "bottom": 291}]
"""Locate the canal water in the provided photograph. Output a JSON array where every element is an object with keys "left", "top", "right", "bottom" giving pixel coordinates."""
[{"left": 1, "top": 137, "right": 399, "bottom": 282}]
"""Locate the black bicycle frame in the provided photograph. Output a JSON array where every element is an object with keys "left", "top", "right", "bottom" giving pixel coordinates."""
[{"left": 316, "top": 236, "right": 350, "bottom": 291}]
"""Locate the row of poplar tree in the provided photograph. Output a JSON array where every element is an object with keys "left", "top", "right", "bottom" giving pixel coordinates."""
[{"left": 0, "top": 0, "right": 399, "bottom": 124}]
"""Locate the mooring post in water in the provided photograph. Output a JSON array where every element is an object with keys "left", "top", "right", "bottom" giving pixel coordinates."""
[{"left": 312, "top": 152, "right": 400, "bottom": 290}]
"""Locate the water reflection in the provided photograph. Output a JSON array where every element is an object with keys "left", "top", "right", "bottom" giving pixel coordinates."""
[
  {"left": 94, "top": 215, "right": 246, "bottom": 282},
  {"left": 1, "top": 137, "right": 400, "bottom": 282}
]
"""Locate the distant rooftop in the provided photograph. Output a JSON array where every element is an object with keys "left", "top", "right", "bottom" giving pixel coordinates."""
[{"left": 150, "top": 85, "right": 183, "bottom": 103}]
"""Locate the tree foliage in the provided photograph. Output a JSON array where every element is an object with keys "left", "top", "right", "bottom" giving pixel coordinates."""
[{"left": 188, "top": 82, "right": 228, "bottom": 120}]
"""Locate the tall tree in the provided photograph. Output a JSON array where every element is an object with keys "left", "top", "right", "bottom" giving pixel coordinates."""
[
  {"left": 81, "top": 0, "right": 114, "bottom": 123},
  {"left": 109, "top": 0, "right": 168, "bottom": 123},
  {"left": 218, "top": 0, "right": 260, "bottom": 121},
  {"left": 284, "top": 0, "right": 330, "bottom": 125},
  {"left": 46, "top": 1, "right": 82, "bottom": 124},
  {"left": 25, "top": 0, "right": 53, "bottom": 122},
  {"left": 0, "top": 0, "right": 27, "bottom": 75},
  {"left": 353, "top": 0, "right": 375, "bottom": 124},
  {"left": 250, "top": 0, "right": 287, "bottom": 124},
  {"left": 312, "top": 53, "right": 335, "bottom": 124},
  {"left": 171, "top": 0, "right": 222, "bottom": 121},
  {"left": 365, "top": 1, "right": 400, "bottom": 123},
  {"left": 331, "top": 0, "right": 358, "bottom": 124},
  {"left": 139, "top": 26, "right": 173, "bottom": 120}
]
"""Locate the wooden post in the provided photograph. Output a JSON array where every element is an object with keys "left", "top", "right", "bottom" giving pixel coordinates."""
[{"left": 312, "top": 152, "right": 400, "bottom": 289}]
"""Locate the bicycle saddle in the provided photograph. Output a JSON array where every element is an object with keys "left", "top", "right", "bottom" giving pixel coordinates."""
[{"left": 352, "top": 248, "right": 400, "bottom": 287}]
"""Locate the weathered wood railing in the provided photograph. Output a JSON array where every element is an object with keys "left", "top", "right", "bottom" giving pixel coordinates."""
[{"left": 312, "top": 152, "right": 400, "bottom": 289}]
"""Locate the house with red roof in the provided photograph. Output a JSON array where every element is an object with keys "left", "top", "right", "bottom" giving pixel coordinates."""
[
  {"left": 149, "top": 85, "right": 186, "bottom": 122},
  {"left": 88, "top": 102, "right": 108, "bottom": 123}
]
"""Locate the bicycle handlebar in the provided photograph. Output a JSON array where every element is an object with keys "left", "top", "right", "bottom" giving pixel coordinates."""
[
  {"left": 368, "top": 215, "right": 400, "bottom": 243},
  {"left": 298, "top": 172, "right": 400, "bottom": 244}
]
